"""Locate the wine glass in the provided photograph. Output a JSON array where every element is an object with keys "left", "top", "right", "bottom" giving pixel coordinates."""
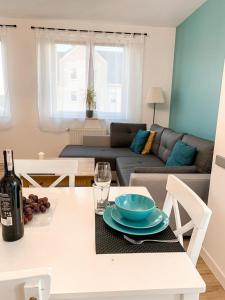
[
  {"left": 94, "top": 162, "right": 112, "bottom": 187},
  {"left": 94, "top": 162, "right": 111, "bottom": 215}
]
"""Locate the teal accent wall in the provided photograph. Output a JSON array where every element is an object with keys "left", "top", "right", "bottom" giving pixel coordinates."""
[{"left": 169, "top": 0, "right": 225, "bottom": 140}]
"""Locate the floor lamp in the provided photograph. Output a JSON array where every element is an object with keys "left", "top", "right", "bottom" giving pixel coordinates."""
[{"left": 146, "top": 87, "right": 165, "bottom": 124}]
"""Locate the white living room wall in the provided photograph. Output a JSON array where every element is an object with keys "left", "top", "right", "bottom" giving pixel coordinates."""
[
  {"left": 0, "top": 17, "right": 175, "bottom": 158},
  {"left": 201, "top": 62, "right": 225, "bottom": 289}
]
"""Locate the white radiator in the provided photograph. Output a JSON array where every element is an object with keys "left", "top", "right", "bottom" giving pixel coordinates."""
[{"left": 69, "top": 128, "right": 107, "bottom": 145}]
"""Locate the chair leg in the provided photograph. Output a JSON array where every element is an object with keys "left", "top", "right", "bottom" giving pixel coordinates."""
[
  {"left": 181, "top": 293, "right": 199, "bottom": 300},
  {"left": 24, "top": 279, "right": 42, "bottom": 300},
  {"left": 69, "top": 175, "right": 75, "bottom": 187}
]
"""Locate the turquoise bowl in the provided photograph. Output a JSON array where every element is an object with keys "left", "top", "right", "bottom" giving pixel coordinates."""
[{"left": 115, "top": 194, "right": 155, "bottom": 221}]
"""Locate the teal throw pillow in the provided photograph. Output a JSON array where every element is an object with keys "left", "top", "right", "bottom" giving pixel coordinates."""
[
  {"left": 166, "top": 140, "right": 197, "bottom": 167},
  {"left": 130, "top": 130, "right": 150, "bottom": 154}
]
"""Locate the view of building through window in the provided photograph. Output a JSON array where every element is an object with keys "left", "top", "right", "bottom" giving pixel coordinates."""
[
  {"left": 94, "top": 45, "right": 124, "bottom": 116},
  {"left": 56, "top": 43, "right": 87, "bottom": 115},
  {"left": 55, "top": 43, "right": 124, "bottom": 117}
]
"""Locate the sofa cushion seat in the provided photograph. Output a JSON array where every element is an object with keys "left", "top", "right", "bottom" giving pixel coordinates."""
[
  {"left": 59, "top": 145, "right": 142, "bottom": 170},
  {"left": 116, "top": 155, "right": 165, "bottom": 186}
]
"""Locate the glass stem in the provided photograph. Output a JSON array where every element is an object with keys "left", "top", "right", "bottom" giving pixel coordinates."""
[{"left": 101, "top": 186, "right": 103, "bottom": 203}]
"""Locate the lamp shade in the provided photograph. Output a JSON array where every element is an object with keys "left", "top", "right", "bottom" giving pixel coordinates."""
[{"left": 146, "top": 87, "right": 165, "bottom": 104}]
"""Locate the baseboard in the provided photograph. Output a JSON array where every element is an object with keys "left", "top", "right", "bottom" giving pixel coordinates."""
[{"left": 201, "top": 246, "right": 225, "bottom": 289}]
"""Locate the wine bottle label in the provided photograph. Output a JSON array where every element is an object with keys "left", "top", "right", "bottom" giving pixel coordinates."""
[
  {"left": 5, "top": 149, "right": 13, "bottom": 171},
  {"left": 0, "top": 193, "right": 13, "bottom": 226}
]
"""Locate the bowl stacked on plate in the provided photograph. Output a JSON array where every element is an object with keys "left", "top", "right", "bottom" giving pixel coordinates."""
[{"left": 103, "top": 194, "right": 169, "bottom": 236}]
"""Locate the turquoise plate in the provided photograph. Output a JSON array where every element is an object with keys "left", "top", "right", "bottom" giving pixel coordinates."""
[
  {"left": 111, "top": 206, "right": 163, "bottom": 229},
  {"left": 103, "top": 206, "right": 169, "bottom": 236}
]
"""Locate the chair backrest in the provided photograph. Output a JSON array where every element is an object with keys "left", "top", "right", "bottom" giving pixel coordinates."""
[
  {"left": 0, "top": 267, "right": 51, "bottom": 300},
  {"left": 163, "top": 175, "right": 212, "bottom": 265},
  {"left": 14, "top": 159, "right": 78, "bottom": 187}
]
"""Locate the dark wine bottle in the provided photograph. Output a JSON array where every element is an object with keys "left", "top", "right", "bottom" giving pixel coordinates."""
[{"left": 0, "top": 149, "right": 24, "bottom": 241}]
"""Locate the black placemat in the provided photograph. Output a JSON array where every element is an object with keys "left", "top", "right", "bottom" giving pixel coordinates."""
[{"left": 95, "top": 214, "right": 184, "bottom": 254}]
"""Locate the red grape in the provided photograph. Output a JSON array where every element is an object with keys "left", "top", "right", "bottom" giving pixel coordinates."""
[
  {"left": 24, "top": 207, "right": 32, "bottom": 215},
  {"left": 27, "top": 214, "right": 33, "bottom": 221},
  {"left": 33, "top": 195, "right": 38, "bottom": 202},
  {"left": 45, "top": 202, "right": 50, "bottom": 209},
  {"left": 42, "top": 197, "right": 48, "bottom": 204},
  {"left": 22, "top": 194, "right": 50, "bottom": 224},
  {"left": 25, "top": 199, "right": 32, "bottom": 205},
  {"left": 40, "top": 205, "right": 46, "bottom": 213}
]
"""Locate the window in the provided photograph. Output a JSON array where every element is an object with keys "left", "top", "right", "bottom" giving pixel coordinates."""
[
  {"left": 94, "top": 45, "right": 124, "bottom": 119},
  {"left": 36, "top": 30, "right": 144, "bottom": 131},
  {"left": 55, "top": 43, "right": 87, "bottom": 116},
  {"left": 0, "top": 37, "right": 11, "bottom": 128},
  {"left": 54, "top": 43, "right": 125, "bottom": 119},
  {"left": 71, "top": 91, "right": 77, "bottom": 101},
  {"left": 70, "top": 68, "right": 77, "bottom": 79},
  {"left": 0, "top": 42, "right": 5, "bottom": 115}
]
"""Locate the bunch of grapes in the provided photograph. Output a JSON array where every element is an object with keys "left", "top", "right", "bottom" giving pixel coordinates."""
[{"left": 23, "top": 194, "right": 51, "bottom": 224}]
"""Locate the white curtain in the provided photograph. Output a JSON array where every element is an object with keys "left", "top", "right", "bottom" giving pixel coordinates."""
[
  {"left": 93, "top": 33, "right": 145, "bottom": 123},
  {"left": 36, "top": 29, "right": 93, "bottom": 132},
  {"left": 0, "top": 26, "right": 11, "bottom": 129},
  {"left": 36, "top": 29, "right": 145, "bottom": 132}
]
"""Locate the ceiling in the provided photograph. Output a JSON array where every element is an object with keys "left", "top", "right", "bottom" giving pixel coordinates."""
[{"left": 0, "top": 0, "right": 206, "bottom": 27}]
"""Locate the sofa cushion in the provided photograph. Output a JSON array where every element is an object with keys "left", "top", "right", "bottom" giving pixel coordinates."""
[
  {"left": 150, "top": 124, "right": 165, "bottom": 156},
  {"left": 59, "top": 145, "right": 141, "bottom": 170},
  {"left": 116, "top": 155, "right": 165, "bottom": 186},
  {"left": 182, "top": 134, "right": 214, "bottom": 173},
  {"left": 130, "top": 130, "right": 149, "bottom": 153},
  {"left": 158, "top": 129, "right": 183, "bottom": 162},
  {"left": 110, "top": 123, "right": 146, "bottom": 148},
  {"left": 141, "top": 131, "right": 156, "bottom": 155},
  {"left": 166, "top": 140, "right": 197, "bottom": 167}
]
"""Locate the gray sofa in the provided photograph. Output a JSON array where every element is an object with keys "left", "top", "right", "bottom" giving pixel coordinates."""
[
  {"left": 60, "top": 122, "right": 214, "bottom": 230},
  {"left": 60, "top": 122, "right": 214, "bottom": 185},
  {"left": 60, "top": 123, "right": 147, "bottom": 171},
  {"left": 60, "top": 122, "right": 214, "bottom": 229}
]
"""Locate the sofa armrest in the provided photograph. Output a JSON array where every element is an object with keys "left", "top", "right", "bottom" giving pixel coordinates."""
[
  {"left": 129, "top": 173, "right": 210, "bottom": 206},
  {"left": 129, "top": 173, "right": 210, "bottom": 233},
  {"left": 134, "top": 166, "right": 197, "bottom": 174},
  {"left": 83, "top": 135, "right": 110, "bottom": 147}
]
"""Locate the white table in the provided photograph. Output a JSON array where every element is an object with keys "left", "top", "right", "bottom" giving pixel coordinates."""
[{"left": 0, "top": 187, "right": 205, "bottom": 300}]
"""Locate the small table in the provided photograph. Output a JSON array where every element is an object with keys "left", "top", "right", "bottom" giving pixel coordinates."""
[
  {"left": 0, "top": 187, "right": 205, "bottom": 300},
  {"left": 21, "top": 157, "right": 95, "bottom": 187}
]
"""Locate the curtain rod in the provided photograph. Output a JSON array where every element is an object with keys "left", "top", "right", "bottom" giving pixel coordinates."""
[
  {"left": 30, "top": 26, "right": 147, "bottom": 36},
  {"left": 0, "top": 24, "right": 17, "bottom": 28}
]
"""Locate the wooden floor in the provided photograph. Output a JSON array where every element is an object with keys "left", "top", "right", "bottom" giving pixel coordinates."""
[
  {"left": 183, "top": 240, "right": 225, "bottom": 299},
  {"left": 197, "top": 256, "right": 225, "bottom": 300}
]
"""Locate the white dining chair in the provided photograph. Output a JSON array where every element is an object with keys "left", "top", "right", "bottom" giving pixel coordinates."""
[
  {"left": 163, "top": 175, "right": 212, "bottom": 265},
  {"left": 14, "top": 159, "right": 78, "bottom": 187},
  {"left": 0, "top": 267, "right": 51, "bottom": 300}
]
